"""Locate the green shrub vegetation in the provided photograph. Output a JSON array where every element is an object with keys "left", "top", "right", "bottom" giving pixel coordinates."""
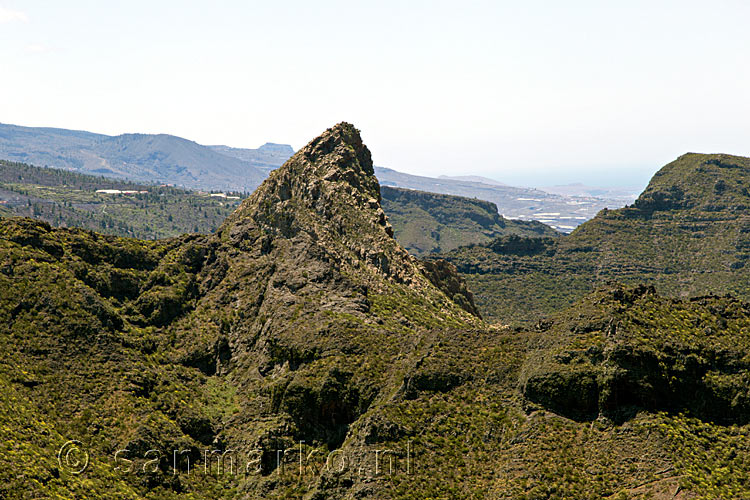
[
  {"left": 440, "top": 153, "right": 750, "bottom": 325},
  {"left": 2, "top": 128, "right": 750, "bottom": 498},
  {"left": 0, "top": 159, "right": 244, "bottom": 239}
]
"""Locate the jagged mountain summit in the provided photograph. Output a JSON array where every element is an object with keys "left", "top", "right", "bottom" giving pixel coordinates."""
[
  {"left": 2, "top": 125, "right": 749, "bottom": 499},
  {"left": 0, "top": 123, "right": 483, "bottom": 499},
  {"left": 439, "top": 152, "right": 750, "bottom": 323}
]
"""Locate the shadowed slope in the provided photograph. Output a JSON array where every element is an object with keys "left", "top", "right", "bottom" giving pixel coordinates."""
[{"left": 4, "top": 129, "right": 750, "bottom": 499}]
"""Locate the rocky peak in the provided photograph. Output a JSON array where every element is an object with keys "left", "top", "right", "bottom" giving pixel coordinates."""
[
  {"left": 258, "top": 121, "right": 378, "bottom": 206},
  {"left": 218, "top": 123, "right": 397, "bottom": 262},
  {"left": 211, "top": 122, "right": 478, "bottom": 312},
  {"left": 300, "top": 121, "right": 375, "bottom": 180}
]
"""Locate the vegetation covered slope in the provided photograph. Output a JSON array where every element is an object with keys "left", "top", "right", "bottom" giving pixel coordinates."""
[
  {"left": 518, "top": 284, "right": 750, "bottom": 499},
  {"left": 0, "top": 123, "right": 481, "bottom": 499},
  {"left": 439, "top": 153, "right": 750, "bottom": 324},
  {"left": 3, "top": 127, "right": 750, "bottom": 500},
  {"left": 380, "top": 186, "right": 558, "bottom": 255},
  {"left": 0, "top": 159, "right": 244, "bottom": 239}
]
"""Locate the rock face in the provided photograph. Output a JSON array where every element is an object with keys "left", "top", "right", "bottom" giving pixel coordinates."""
[
  {"left": 4, "top": 126, "right": 750, "bottom": 499},
  {"left": 420, "top": 259, "right": 480, "bottom": 317},
  {"left": 0, "top": 123, "right": 487, "bottom": 498},
  {"left": 217, "top": 122, "right": 410, "bottom": 284}
]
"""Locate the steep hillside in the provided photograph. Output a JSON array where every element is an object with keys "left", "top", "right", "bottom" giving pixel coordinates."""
[
  {"left": 0, "top": 123, "right": 269, "bottom": 191},
  {"left": 381, "top": 185, "right": 558, "bottom": 255},
  {"left": 0, "top": 123, "right": 483, "bottom": 499},
  {"left": 440, "top": 152, "right": 750, "bottom": 323},
  {"left": 521, "top": 284, "right": 750, "bottom": 425},
  {"left": 3, "top": 127, "right": 749, "bottom": 499},
  {"left": 517, "top": 284, "right": 750, "bottom": 499}
]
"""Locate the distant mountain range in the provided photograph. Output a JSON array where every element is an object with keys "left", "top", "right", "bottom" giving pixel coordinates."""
[
  {"left": 437, "top": 174, "right": 507, "bottom": 186},
  {"left": 208, "top": 143, "right": 294, "bottom": 175},
  {"left": 0, "top": 123, "right": 273, "bottom": 192},
  {"left": 0, "top": 122, "right": 629, "bottom": 231}
]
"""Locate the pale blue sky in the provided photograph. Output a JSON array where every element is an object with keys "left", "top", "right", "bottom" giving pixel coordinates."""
[{"left": 1, "top": 1, "right": 749, "bottom": 188}]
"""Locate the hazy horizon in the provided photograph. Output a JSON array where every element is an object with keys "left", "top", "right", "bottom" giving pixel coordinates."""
[{"left": 2, "top": 1, "right": 749, "bottom": 189}]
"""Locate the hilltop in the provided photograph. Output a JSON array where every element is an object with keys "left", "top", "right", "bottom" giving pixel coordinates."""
[
  {"left": 3, "top": 125, "right": 750, "bottom": 499},
  {"left": 440, "top": 152, "right": 750, "bottom": 323}
]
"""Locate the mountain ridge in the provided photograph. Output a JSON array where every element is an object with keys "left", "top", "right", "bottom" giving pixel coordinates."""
[
  {"left": 375, "top": 165, "right": 622, "bottom": 231},
  {"left": 0, "top": 122, "right": 628, "bottom": 231},
  {"left": 2, "top": 124, "right": 750, "bottom": 498},
  {"left": 0, "top": 122, "right": 268, "bottom": 191},
  {"left": 440, "top": 151, "right": 750, "bottom": 323}
]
